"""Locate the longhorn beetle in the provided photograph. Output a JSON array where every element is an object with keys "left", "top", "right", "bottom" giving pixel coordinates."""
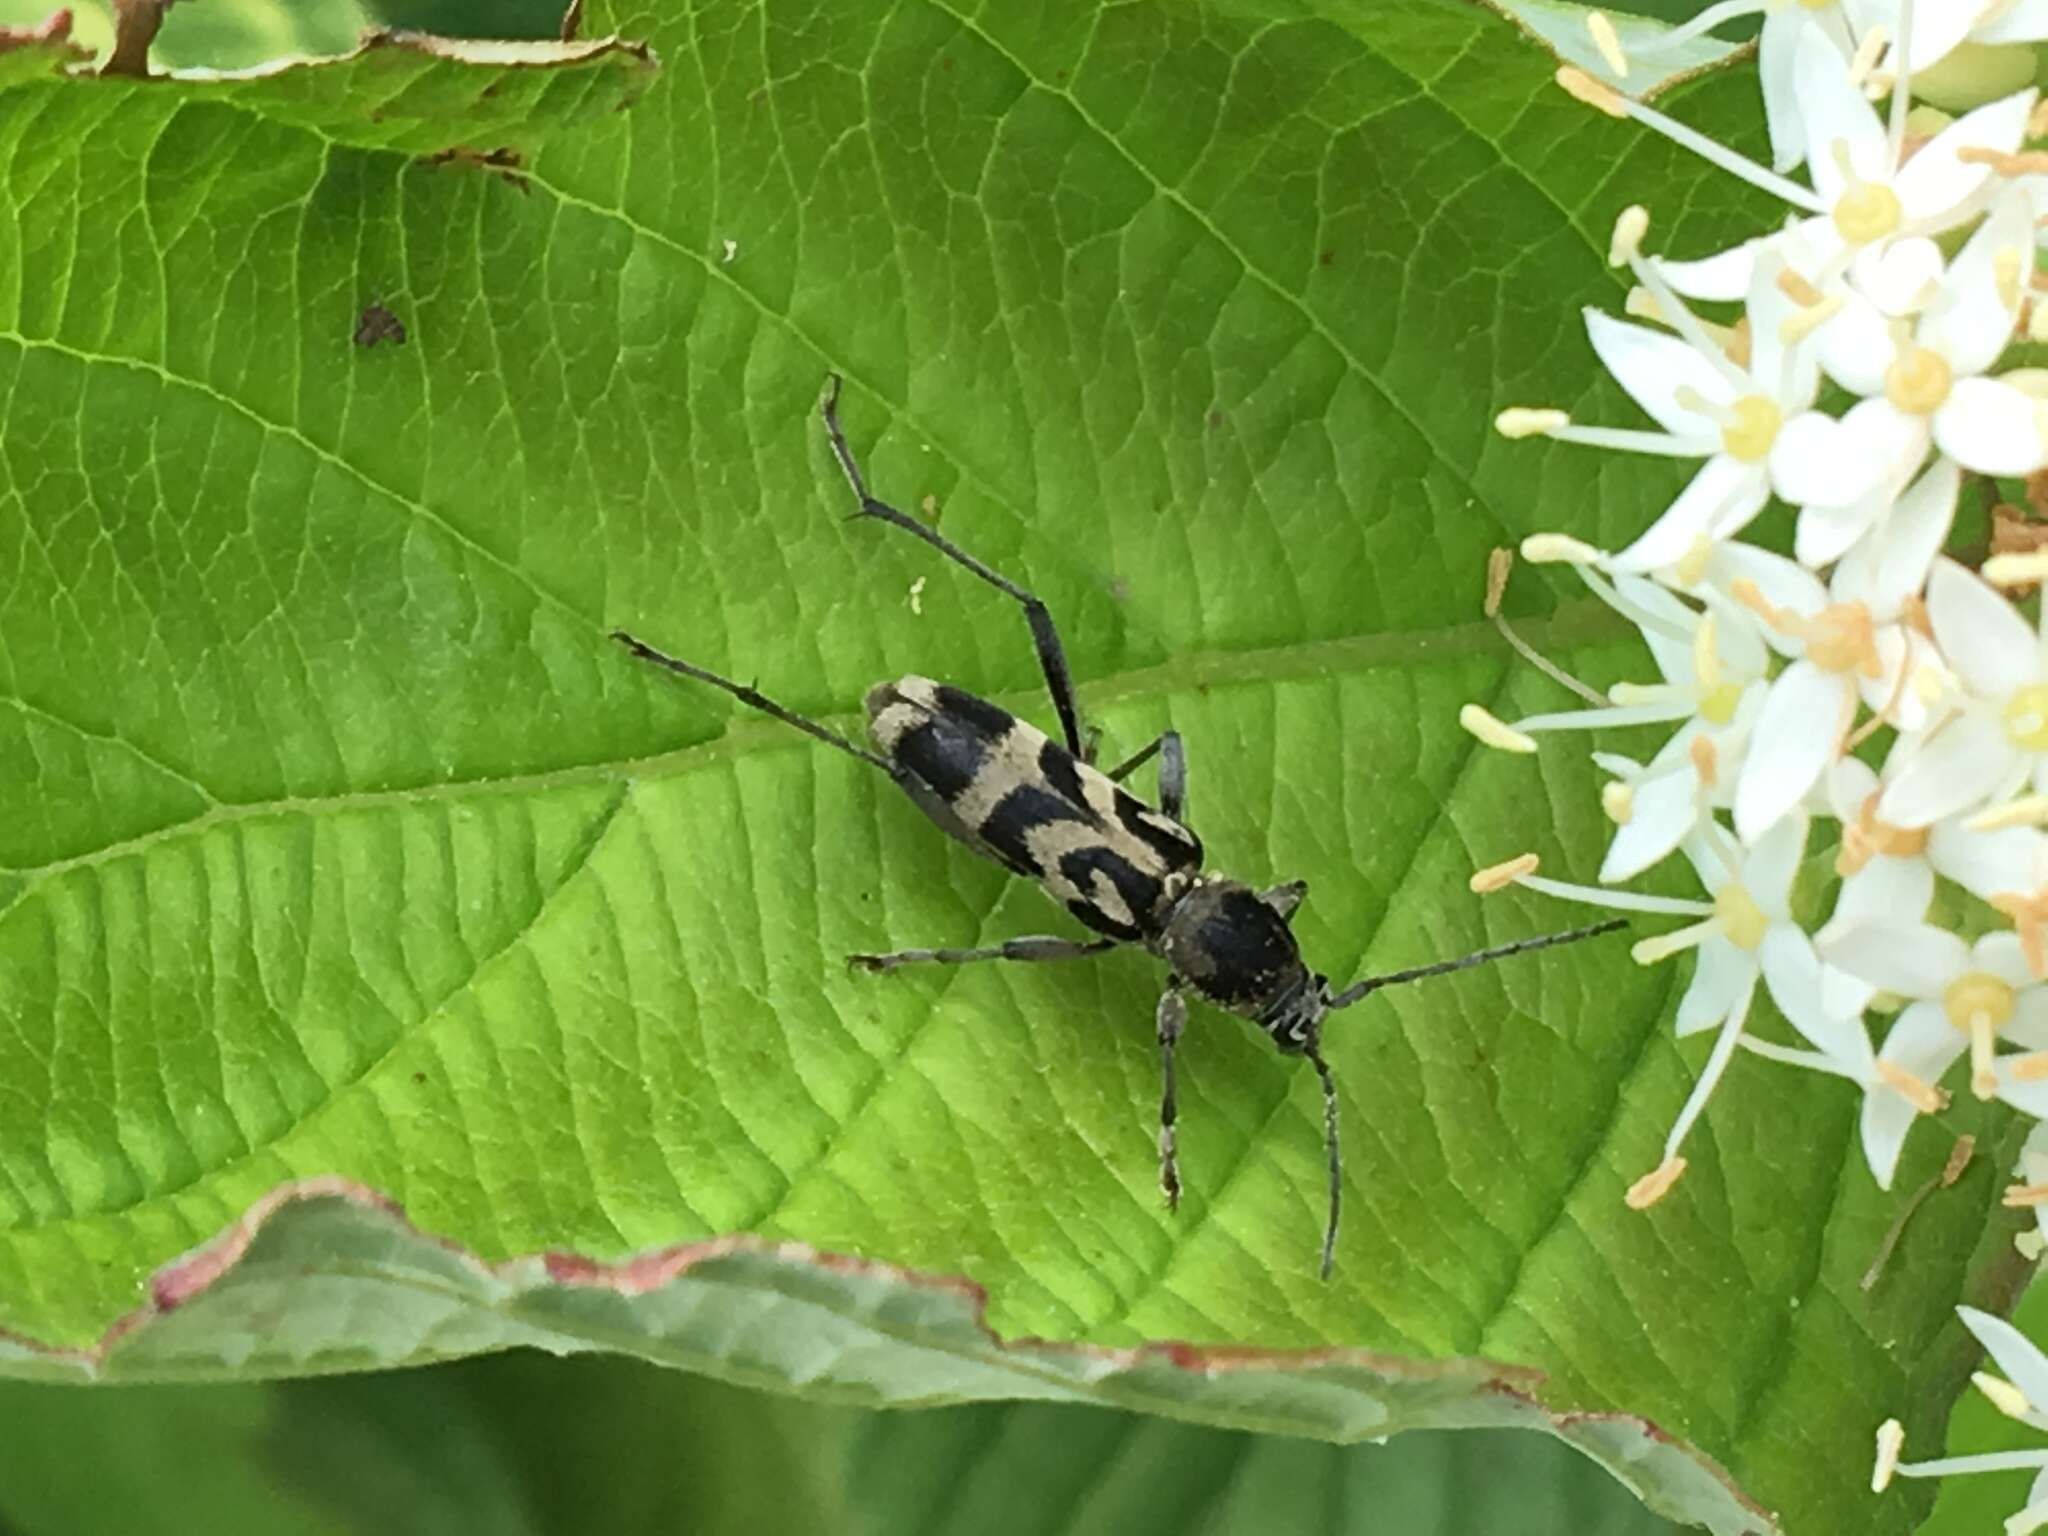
[{"left": 614, "top": 376, "right": 1624, "bottom": 1278}]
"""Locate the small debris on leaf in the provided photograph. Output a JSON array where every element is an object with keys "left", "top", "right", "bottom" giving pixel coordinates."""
[{"left": 353, "top": 303, "right": 407, "bottom": 348}]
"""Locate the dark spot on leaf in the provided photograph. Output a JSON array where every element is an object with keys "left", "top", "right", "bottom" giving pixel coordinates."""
[
  {"left": 1319, "top": 248, "right": 1335, "bottom": 266},
  {"left": 353, "top": 303, "right": 407, "bottom": 348},
  {"left": 423, "top": 144, "right": 528, "bottom": 192},
  {"left": 1206, "top": 409, "right": 1224, "bottom": 429}
]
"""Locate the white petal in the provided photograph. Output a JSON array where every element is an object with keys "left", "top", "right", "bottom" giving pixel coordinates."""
[
  {"left": 1894, "top": 89, "right": 2035, "bottom": 225},
  {"left": 1829, "top": 856, "right": 1937, "bottom": 935},
  {"left": 1977, "top": 0, "right": 2048, "bottom": 44},
  {"left": 1655, "top": 241, "right": 1759, "bottom": 302},
  {"left": 1919, "top": 191, "right": 2034, "bottom": 374},
  {"left": 1744, "top": 249, "right": 1821, "bottom": 403},
  {"left": 1703, "top": 594, "right": 1773, "bottom": 680},
  {"left": 1832, "top": 456, "right": 1958, "bottom": 617},
  {"left": 1601, "top": 759, "right": 1703, "bottom": 883},
  {"left": 1770, "top": 406, "right": 1894, "bottom": 509},
  {"left": 1959, "top": 1306, "right": 2048, "bottom": 1417},
  {"left": 1860, "top": 1086, "right": 1915, "bottom": 1190},
  {"left": 1796, "top": 23, "right": 1889, "bottom": 202},
  {"left": 1761, "top": 923, "right": 1875, "bottom": 1068},
  {"left": 1757, "top": 10, "right": 1810, "bottom": 173},
  {"left": 1929, "top": 817, "right": 2048, "bottom": 901},
  {"left": 1975, "top": 931, "right": 2033, "bottom": 989},
  {"left": 1825, "top": 755, "right": 1878, "bottom": 821},
  {"left": 1860, "top": 627, "right": 1938, "bottom": 733},
  {"left": 1927, "top": 556, "right": 2039, "bottom": 697},
  {"left": 1676, "top": 939, "right": 1754, "bottom": 1036},
  {"left": 1900, "top": 1, "right": 1987, "bottom": 75},
  {"left": 1734, "top": 664, "right": 1850, "bottom": 844},
  {"left": 1850, "top": 236, "right": 1946, "bottom": 317},
  {"left": 1793, "top": 495, "right": 1887, "bottom": 569},
  {"left": 1881, "top": 996, "right": 1969, "bottom": 1075},
  {"left": 1745, "top": 807, "right": 1811, "bottom": 908},
  {"left": 1712, "top": 541, "right": 1829, "bottom": 629},
  {"left": 1824, "top": 921, "right": 1971, "bottom": 999},
  {"left": 1862, "top": 1001, "right": 1964, "bottom": 1187},
  {"left": 1934, "top": 379, "right": 2048, "bottom": 477},
  {"left": 1815, "top": 286, "right": 1896, "bottom": 396},
  {"left": 1612, "top": 573, "right": 1702, "bottom": 683},
  {"left": 1610, "top": 457, "right": 1769, "bottom": 573},
  {"left": 1584, "top": 308, "right": 1734, "bottom": 434},
  {"left": 1880, "top": 710, "right": 2026, "bottom": 826}
]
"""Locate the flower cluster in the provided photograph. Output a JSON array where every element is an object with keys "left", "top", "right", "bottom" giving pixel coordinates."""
[{"left": 1473, "top": 4, "right": 2048, "bottom": 1522}]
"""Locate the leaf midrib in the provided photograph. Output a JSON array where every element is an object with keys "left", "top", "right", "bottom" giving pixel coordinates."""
[{"left": 0, "top": 596, "right": 1634, "bottom": 896}]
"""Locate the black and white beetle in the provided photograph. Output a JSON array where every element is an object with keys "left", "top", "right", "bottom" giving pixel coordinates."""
[{"left": 615, "top": 376, "right": 1623, "bottom": 1278}]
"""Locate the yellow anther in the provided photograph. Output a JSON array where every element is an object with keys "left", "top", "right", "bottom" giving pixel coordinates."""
[
  {"left": 1460, "top": 704, "right": 1539, "bottom": 753},
  {"left": 1519, "top": 532, "right": 1602, "bottom": 564},
  {"left": 1690, "top": 731, "right": 1719, "bottom": 788},
  {"left": 1496, "top": 407, "right": 1569, "bottom": 438},
  {"left": 1776, "top": 267, "right": 1826, "bottom": 307},
  {"left": 1587, "top": 10, "right": 1628, "bottom": 77},
  {"left": 1877, "top": 1059, "right": 1949, "bottom": 1114},
  {"left": 2008, "top": 1051, "right": 2048, "bottom": 1081},
  {"left": 1838, "top": 791, "right": 1930, "bottom": 876},
  {"left": 1470, "top": 853, "right": 1539, "bottom": 894},
  {"left": 1609, "top": 204, "right": 1648, "bottom": 265},
  {"left": 1987, "top": 552, "right": 2048, "bottom": 588},
  {"left": 1975, "top": 1371, "right": 2036, "bottom": 1420},
  {"left": 1625, "top": 1155, "right": 1686, "bottom": 1209},
  {"left": 2006, "top": 1180, "right": 2048, "bottom": 1207},
  {"left": 1872, "top": 1419, "right": 1904, "bottom": 1494},
  {"left": 1602, "top": 780, "right": 1634, "bottom": 824},
  {"left": 1557, "top": 65, "right": 1628, "bottom": 118}
]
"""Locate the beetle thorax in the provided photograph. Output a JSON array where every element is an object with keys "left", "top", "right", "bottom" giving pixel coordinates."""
[{"left": 1157, "top": 877, "right": 1312, "bottom": 1024}]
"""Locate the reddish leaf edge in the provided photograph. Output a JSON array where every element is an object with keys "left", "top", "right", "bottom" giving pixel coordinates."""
[
  {"left": 0, "top": 12, "right": 653, "bottom": 84},
  {"left": 0, "top": 1175, "right": 1775, "bottom": 1534}
]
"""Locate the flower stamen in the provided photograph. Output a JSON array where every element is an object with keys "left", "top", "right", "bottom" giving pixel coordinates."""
[{"left": 1625, "top": 1154, "right": 1686, "bottom": 1209}]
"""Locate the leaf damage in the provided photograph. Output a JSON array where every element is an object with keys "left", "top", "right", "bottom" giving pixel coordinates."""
[{"left": 0, "top": 1177, "right": 1775, "bottom": 1535}]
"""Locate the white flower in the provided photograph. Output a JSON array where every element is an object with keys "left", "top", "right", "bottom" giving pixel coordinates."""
[
  {"left": 1498, "top": 227, "right": 1851, "bottom": 573},
  {"left": 1708, "top": 468, "right": 1950, "bottom": 842},
  {"left": 1824, "top": 925, "right": 2048, "bottom": 1181},
  {"left": 1881, "top": 556, "right": 2048, "bottom": 828},
  {"left": 1470, "top": 558, "right": 1771, "bottom": 881},
  {"left": 1618, "top": 28, "right": 2035, "bottom": 316},
  {"left": 1621, "top": 1, "right": 1862, "bottom": 172},
  {"left": 1818, "top": 755, "right": 2048, "bottom": 941},
  {"left": 1875, "top": 1307, "right": 2048, "bottom": 1533},
  {"left": 1487, "top": 815, "right": 1866, "bottom": 1205},
  {"left": 1811, "top": 190, "right": 2046, "bottom": 482}
]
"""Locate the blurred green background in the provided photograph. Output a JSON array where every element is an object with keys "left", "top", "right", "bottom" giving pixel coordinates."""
[{"left": 0, "top": 1, "right": 2025, "bottom": 1533}]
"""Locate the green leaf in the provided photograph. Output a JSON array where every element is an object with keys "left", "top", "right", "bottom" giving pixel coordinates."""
[
  {"left": 0, "top": 1332, "right": 1685, "bottom": 1536},
  {"left": 0, "top": 1185, "right": 1707, "bottom": 1529},
  {"left": 0, "top": 3, "right": 2021, "bottom": 1534}
]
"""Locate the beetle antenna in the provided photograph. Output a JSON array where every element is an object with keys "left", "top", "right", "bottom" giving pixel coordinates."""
[
  {"left": 1306, "top": 1040, "right": 1341, "bottom": 1280},
  {"left": 1326, "top": 917, "right": 1626, "bottom": 1010}
]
